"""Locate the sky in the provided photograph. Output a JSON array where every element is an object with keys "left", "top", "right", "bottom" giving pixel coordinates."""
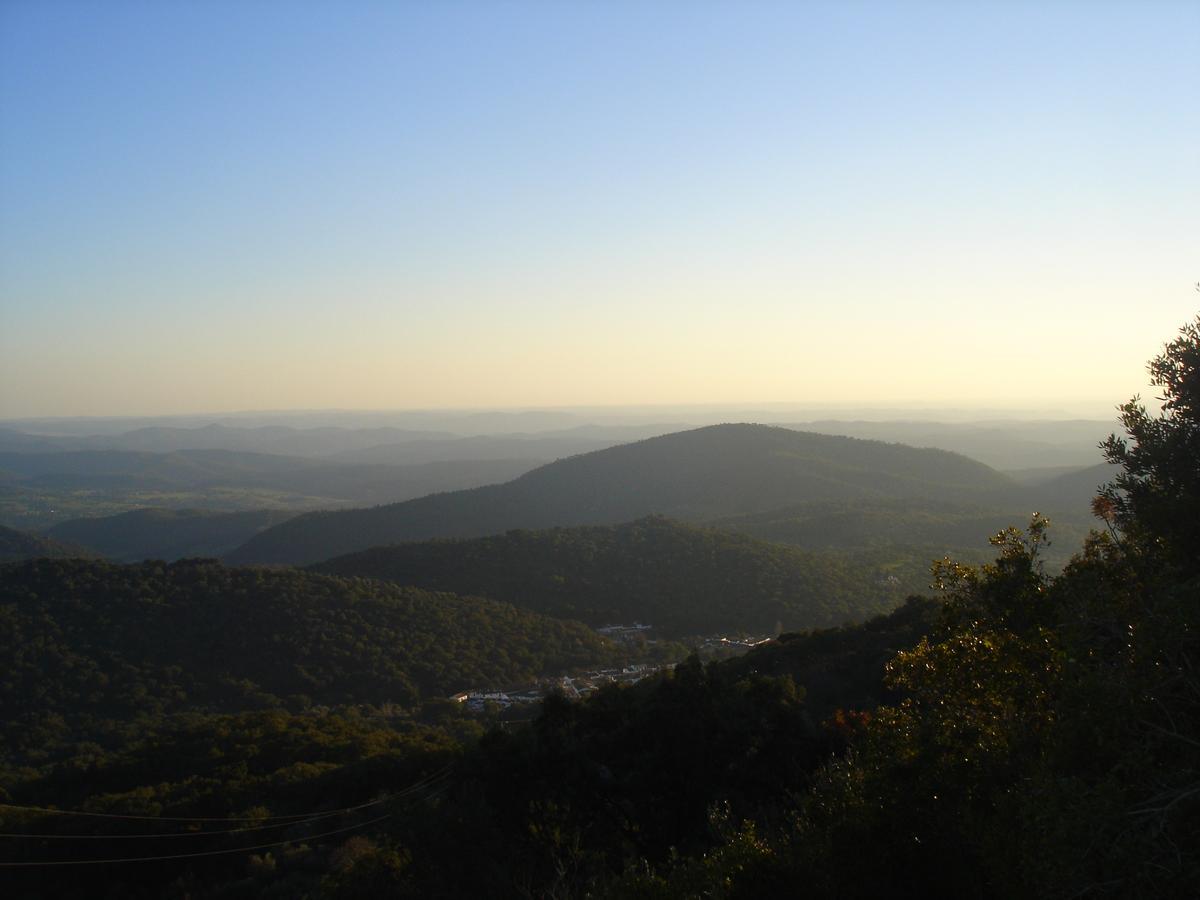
[{"left": 1, "top": 0, "right": 1197, "bottom": 419}]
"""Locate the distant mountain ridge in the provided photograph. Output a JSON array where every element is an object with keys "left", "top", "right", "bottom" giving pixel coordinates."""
[
  {"left": 0, "top": 448, "right": 544, "bottom": 530},
  {"left": 0, "top": 448, "right": 540, "bottom": 497},
  {"left": 228, "top": 424, "right": 1016, "bottom": 566},
  {"left": 0, "top": 421, "right": 675, "bottom": 459},
  {"left": 786, "top": 419, "right": 1111, "bottom": 469},
  {"left": 0, "top": 424, "right": 457, "bottom": 456}
]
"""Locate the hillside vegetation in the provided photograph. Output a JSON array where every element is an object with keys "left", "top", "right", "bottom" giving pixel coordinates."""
[
  {"left": 47, "top": 507, "right": 298, "bottom": 562},
  {"left": 714, "top": 495, "right": 1096, "bottom": 569},
  {"left": 0, "top": 589, "right": 938, "bottom": 898},
  {"left": 314, "top": 517, "right": 904, "bottom": 636},
  {"left": 229, "top": 424, "right": 1016, "bottom": 566},
  {"left": 0, "top": 558, "right": 616, "bottom": 774},
  {"left": 0, "top": 523, "right": 98, "bottom": 562}
]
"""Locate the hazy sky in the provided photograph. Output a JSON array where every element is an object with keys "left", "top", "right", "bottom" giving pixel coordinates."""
[{"left": 1, "top": 1, "right": 1196, "bottom": 418}]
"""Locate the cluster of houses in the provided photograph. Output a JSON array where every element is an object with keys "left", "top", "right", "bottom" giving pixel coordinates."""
[
  {"left": 449, "top": 621, "right": 779, "bottom": 715},
  {"left": 703, "top": 635, "right": 773, "bottom": 650},
  {"left": 595, "top": 622, "right": 654, "bottom": 642},
  {"left": 450, "top": 664, "right": 668, "bottom": 714}
]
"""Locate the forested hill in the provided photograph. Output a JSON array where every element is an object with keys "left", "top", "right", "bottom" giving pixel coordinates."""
[
  {"left": 0, "top": 558, "right": 616, "bottom": 764},
  {"left": 47, "top": 507, "right": 298, "bottom": 562},
  {"left": 313, "top": 517, "right": 903, "bottom": 636},
  {"left": 0, "top": 524, "right": 98, "bottom": 562},
  {"left": 229, "top": 424, "right": 1015, "bottom": 566}
]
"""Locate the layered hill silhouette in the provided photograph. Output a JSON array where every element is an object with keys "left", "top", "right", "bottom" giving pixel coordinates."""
[
  {"left": 228, "top": 424, "right": 1016, "bottom": 566},
  {"left": 0, "top": 448, "right": 540, "bottom": 501},
  {"left": 0, "top": 448, "right": 544, "bottom": 532},
  {"left": 313, "top": 517, "right": 904, "bottom": 636},
  {"left": 0, "top": 524, "right": 98, "bottom": 562},
  {"left": 47, "top": 508, "right": 297, "bottom": 562},
  {"left": 1033, "top": 461, "right": 1120, "bottom": 510}
]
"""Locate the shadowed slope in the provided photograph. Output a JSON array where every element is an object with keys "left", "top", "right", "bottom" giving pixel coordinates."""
[
  {"left": 0, "top": 524, "right": 99, "bottom": 562},
  {"left": 313, "top": 517, "right": 904, "bottom": 636},
  {"left": 0, "top": 558, "right": 617, "bottom": 729},
  {"left": 229, "top": 424, "right": 1015, "bottom": 566},
  {"left": 47, "top": 508, "right": 298, "bottom": 562}
]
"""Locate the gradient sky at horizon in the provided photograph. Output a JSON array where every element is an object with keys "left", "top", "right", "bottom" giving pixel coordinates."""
[{"left": 1, "top": 0, "right": 1197, "bottom": 418}]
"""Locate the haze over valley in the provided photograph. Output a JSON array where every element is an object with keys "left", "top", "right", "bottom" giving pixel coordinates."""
[{"left": 1, "top": 1, "right": 1197, "bottom": 896}]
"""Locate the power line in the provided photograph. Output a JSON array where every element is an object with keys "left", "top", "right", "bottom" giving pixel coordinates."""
[
  {"left": 0, "top": 808, "right": 354, "bottom": 840},
  {"left": 0, "top": 762, "right": 454, "bottom": 828},
  {"left": 0, "top": 797, "right": 383, "bottom": 824},
  {"left": 0, "top": 772, "right": 458, "bottom": 867},
  {"left": 0, "top": 812, "right": 394, "bottom": 867}
]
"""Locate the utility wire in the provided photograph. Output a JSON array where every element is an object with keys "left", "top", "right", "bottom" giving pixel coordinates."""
[
  {"left": 0, "top": 808, "right": 355, "bottom": 840},
  {"left": 0, "top": 812, "right": 394, "bottom": 867},
  {"left": 0, "top": 762, "right": 454, "bottom": 829},
  {"left": 0, "top": 797, "right": 384, "bottom": 824},
  {"left": 0, "top": 775, "right": 456, "bottom": 866}
]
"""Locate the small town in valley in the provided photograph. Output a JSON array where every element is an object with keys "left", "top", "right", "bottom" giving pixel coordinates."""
[{"left": 449, "top": 624, "right": 776, "bottom": 715}]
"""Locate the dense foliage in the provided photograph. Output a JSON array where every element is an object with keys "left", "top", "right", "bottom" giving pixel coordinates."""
[
  {"left": 0, "top": 708, "right": 467, "bottom": 900},
  {"left": 314, "top": 517, "right": 905, "bottom": 636},
  {"left": 1099, "top": 314, "right": 1200, "bottom": 577},
  {"left": 715, "top": 494, "right": 1095, "bottom": 569},
  {"left": 0, "top": 601, "right": 925, "bottom": 898},
  {"left": 0, "top": 559, "right": 616, "bottom": 776}
]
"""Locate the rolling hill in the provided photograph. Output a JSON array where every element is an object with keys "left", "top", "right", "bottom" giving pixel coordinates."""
[
  {"left": 228, "top": 424, "right": 1018, "bottom": 566},
  {"left": 312, "top": 517, "right": 905, "bottom": 636},
  {"left": 0, "top": 524, "right": 99, "bottom": 562},
  {"left": 0, "top": 558, "right": 618, "bottom": 735},
  {"left": 1033, "top": 461, "right": 1120, "bottom": 510},
  {"left": 46, "top": 508, "right": 299, "bottom": 562}
]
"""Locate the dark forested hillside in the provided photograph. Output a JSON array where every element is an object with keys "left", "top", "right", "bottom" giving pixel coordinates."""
[
  {"left": 719, "top": 595, "right": 940, "bottom": 717},
  {"left": 0, "top": 523, "right": 99, "bottom": 562},
  {"left": 717, "top": 497, "right": 1025, "bottom": 550},
  {"left": 229, "top": 424, "right": 1017, "bottom": 566},
  {"left": 714, "top": 496, "right": 1096, "bottom": 568},
  {"left": 0, "top": 558, "right": 616, "bottom": 773},
  {"left": 47, "top": 507, "right": 298, "bottom": 562},
  {"left": 0, "top": 590, "right": 937, "bottom": 899},
  {"left": 314, "top": 517, "right": 904, "bottom": 636}
]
